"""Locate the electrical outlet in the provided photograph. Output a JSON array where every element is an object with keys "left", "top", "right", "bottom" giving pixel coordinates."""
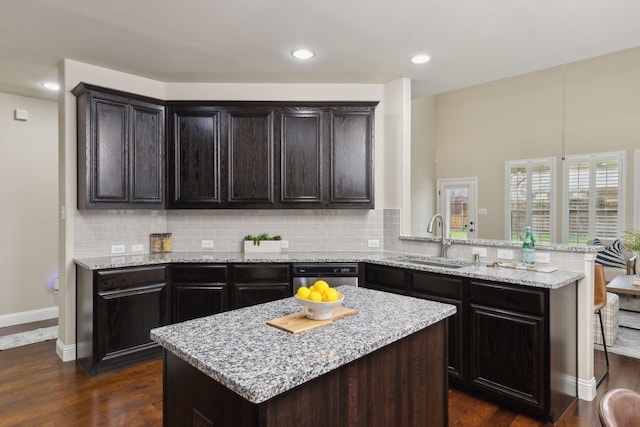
[
  {"left": 202, "top": 240, "right": 214, "bottom": 248},
  {"left": 535, "top": 252, "right": 550, "bottom": 263},
  {"left": 497, "top": 249, "right": 514, "bottom": 260},
  {"left": 280, "top": 240, "right": 289, "bottom": 248},
  {"left": 471, "top": 247, "right": 487, "bottom": 257},
  {"left": 111, "top": 244, "right": 125, "bottom": 254},
  {"left": 131, "top": 244, "right": 144, "bottom": 252},
  {"left": 368, "top": 239, "right": 380, "bottom": 248}
]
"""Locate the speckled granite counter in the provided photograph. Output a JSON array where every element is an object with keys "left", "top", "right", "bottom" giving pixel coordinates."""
[
  {"left": 74, "top": 250, "right": 583, "bottom": 289},
  {"left": 150, "top": 285, "right": 455, "bottom": 404}
]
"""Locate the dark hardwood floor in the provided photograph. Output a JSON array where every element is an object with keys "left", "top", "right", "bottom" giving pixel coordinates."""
[{"left": 0, "top": 339, "right": 637, "bottom": 426}]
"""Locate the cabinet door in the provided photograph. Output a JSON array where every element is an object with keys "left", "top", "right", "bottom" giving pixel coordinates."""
[
  {"left": 410, "top": 271, "right": 465, "bottom": 382},
  {"left": 93, "top": 266, "right": 168, "bottom": 374},
  {"left": 328, "top": 108, "right": 374, "bottom": 208},
  {"left": 470, "top": 304, "right": 545, "bottom": 412},
  {"left": 231, "top": 264, "right": 291, "bottom": 309},
  {"left": 227, "top": 109, "right": 276, "bottom": 206},
  {"left": 280, "top": 109, "right": 323, "bottom": 205},
  {"left": 91, "top": 97, "right": 128, "bottom": 203},
  {"left": 171, "top": 265, "right": 229, "bottom": 323},
  {"left": 169, "top": 108, "right": 223, "bottom": 207},
  {"left": 130, "top": 102, "right": 165, "bottom": 206}
]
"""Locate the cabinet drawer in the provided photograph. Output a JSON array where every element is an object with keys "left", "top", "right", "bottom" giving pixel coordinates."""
[
  {"left": 364, "top": 264, "right": 407, "bottom": 293},
  {"left": 234, "top": 264, "right": 290, "bottom": 282},
  {"left": 470, "top": 280, "right": 545, "bottom": 316},
  {"left": 97, "top": 266, "right": 167, "bottom": 291},
  {"left": 172, "top": 265, "right": 227, "bottom": 283},
  {"left": 410, "top": 271, "right": 463, "bottom": 300}
]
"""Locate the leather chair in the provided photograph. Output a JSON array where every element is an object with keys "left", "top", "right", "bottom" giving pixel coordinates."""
[
  {"left": 595, "top": 264, "right": 609, "bottom": 387},
  {"left": 599, "top": 388, "right": 640, "bottom": 427}
]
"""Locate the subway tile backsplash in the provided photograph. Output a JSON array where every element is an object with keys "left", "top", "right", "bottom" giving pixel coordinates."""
[{"left": 74, "top": 209, "right": 391, "bottom": 258}]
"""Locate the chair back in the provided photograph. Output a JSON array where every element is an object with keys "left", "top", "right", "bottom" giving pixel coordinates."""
[
  {"left": 599, "top": 388, "right": 640, "bottom": 426},
  {"left": 594, "top": 264, "right": 607, "bottom": 311}
]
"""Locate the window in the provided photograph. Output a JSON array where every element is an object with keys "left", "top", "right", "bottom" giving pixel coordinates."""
[
  {"left": 564, "top": 152, "right": 625, "bottom": 245},
  {"left": 505, "top": 158, "right": 555, "bottom": 243}
]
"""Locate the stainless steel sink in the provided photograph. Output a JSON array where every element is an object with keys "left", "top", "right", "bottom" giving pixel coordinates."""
[{"left": 395, "top": 257, "right": 471, "bottom": 269}]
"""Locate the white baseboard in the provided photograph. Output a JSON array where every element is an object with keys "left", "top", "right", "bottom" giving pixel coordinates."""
[
  {"left": 56, "top": 338, "right": 76, "bottom": 362},
  {"left": 578, "top": 376, "right": 597, "bottom": 401},
  {"left": 0, "top": 306, "right": 58, "bottom": 328}
]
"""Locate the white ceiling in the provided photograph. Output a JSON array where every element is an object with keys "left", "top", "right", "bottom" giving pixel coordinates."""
[{"left": 2, "top": 0, "right": 640, "bottom": 101}]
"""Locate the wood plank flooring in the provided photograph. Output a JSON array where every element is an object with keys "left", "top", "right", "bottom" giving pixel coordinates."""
[{"left": 0, "top": 339, "right": 638, "bottom": 426}]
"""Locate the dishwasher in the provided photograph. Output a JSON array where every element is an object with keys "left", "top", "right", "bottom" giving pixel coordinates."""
[{"left": 292, "top": 263, "right": 359, "bottom": 293}]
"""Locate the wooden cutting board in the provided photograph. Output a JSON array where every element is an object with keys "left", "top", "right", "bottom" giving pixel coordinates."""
[{"left": 267, "top": 306, "right": 358, "bottom": 334}]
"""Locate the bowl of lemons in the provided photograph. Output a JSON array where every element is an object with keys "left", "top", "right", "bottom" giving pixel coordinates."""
[{"left": 295, "top": 280, "right": 344, "bottom": 320}]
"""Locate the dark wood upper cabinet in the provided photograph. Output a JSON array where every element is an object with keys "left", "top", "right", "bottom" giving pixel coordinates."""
[
  {"left": 227, "top": 108, "right": 277, "bottom": 207},
  {"left": 280, "top": 109, "right": 323, "bottom": 205},
  {"left": 73, "top": 83, "right": 165, "bottom": 209},
  {"left": 167, "top": 106, "right": 224, "bottom": 208},
  {"left": 279, "top": 104, "right": 376, "bottom": 208},
  {"left": 329, "top": 108, "right": 374, "bottom": 207},
  {"left": 75, "top": 86, "right": 377, "bottom": 210}
]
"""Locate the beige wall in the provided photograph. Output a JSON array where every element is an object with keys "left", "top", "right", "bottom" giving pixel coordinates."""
[
  {"left": 411, "top": 96, "right": 437, "bottom": 236},
  {"left": 0, "top": 93, "right": 58, "bottom": 318},
  {"left": 58, "top": 59, "right": 403, "bottom": 357},
  {"left": 417, "top": 46, "right": 640, "bottom": 241}
]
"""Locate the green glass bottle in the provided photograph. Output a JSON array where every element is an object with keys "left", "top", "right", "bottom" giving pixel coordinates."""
[{"left": 522, "top": 226, "right": 536, "bottom": 268}]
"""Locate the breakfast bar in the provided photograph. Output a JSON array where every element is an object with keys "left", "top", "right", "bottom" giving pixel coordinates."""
[{"left": 150, "top": 286, "right": 456, "bottom": 427}]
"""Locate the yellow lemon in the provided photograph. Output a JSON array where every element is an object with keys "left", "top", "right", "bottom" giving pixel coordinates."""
[
  {"left": 323, "top": 288, "right": 339, "bottom": 302},
  {"left": 296, "top": 286, "right": 310, "bottom": 299},
  {"left": 312, "top": 280, "right": 330, "bottom": 294},
  {"left": 308, "top": 291, "right": 323, "bottom": 302}
]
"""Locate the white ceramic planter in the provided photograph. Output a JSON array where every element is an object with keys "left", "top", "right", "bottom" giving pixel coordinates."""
[{"left": 244, "top": 240, "right": 282, "bottom": 254}]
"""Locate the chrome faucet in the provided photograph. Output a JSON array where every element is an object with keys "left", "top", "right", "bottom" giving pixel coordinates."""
[{"left": 427, "top": 213, "right": 451, "bottom": 257}]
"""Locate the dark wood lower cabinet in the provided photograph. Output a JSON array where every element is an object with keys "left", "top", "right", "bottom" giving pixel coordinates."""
[
  {"left": 76, "top": 265, "right": 168, "bottom": 376},
  {"left": 466, "top": 279, "right": 577, "bottom": 423},
  {"left": 171, "top": 264, "right": 229, "bottom": 323},
  {"left": 231, "top": 264, "right": 291, "bottom": 309},
  {"left": 77, "top": 262, "right": 294, "bottom": 375},
  {"left": 409, "top": 270, "right": 465, "bottom": 384},
  {"left": 363, "top": 263, "right": 577, "bottom": 424},
  {"left": 163, "top": 320, "right": 447, "bottom": 427}
]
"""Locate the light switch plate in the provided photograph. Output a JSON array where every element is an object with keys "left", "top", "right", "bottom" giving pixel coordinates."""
[
  {"left": 280, "top": 240, "right": 289, "bottom": 248},
  {"left": 202, "top": 240, "right": 214, "bottom": 248},
  {"left": 368, "top": 239, "right": 380, "bottom": 248}
]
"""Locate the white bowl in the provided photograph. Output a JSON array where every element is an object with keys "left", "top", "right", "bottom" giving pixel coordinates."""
[{"left": 295, "top": 292, "right": 345, "bottom": 320}]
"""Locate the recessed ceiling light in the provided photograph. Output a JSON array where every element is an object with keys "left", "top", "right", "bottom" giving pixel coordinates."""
[
  {"left": 41, "top": 82, "right": 60, "bottom": 91},
  {"left": 411, "top": 54, "right": 431, "bottom": 65},
  {"left": 291, "top": 49, "right": 315, "bottom": 60}
]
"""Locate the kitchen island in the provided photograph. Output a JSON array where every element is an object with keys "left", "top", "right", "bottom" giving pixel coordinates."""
[{"left": 150, "top": 286, "right": 456, "bottom": 427}]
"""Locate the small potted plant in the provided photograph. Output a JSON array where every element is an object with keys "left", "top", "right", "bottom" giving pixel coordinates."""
[
  {"left": 622, "top": 228, "right": 640, "bottom": 253},
  {"left": 243, "top": 233, "right": 282, "bottom": 253}
]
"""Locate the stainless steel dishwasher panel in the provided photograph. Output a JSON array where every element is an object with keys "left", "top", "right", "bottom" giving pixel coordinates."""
[{"left": 292, "top": 263, "right": 359, "bottom": 293}]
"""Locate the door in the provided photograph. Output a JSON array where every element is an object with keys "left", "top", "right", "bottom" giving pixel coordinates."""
[{"left": 437, "top": 178, "right": 477, "bottom": 239}]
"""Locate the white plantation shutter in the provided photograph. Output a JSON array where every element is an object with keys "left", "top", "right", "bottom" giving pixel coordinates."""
[
  {"left": 564, "top": 153, "right": 624, "bottom": 245},
  {"left": 506, "top": 158, "right": 554, "bottom": 242}
]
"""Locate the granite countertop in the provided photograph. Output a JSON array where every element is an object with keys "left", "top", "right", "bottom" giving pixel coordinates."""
[
  {"left": 74, "top": 250, "right": 584, "bottom": 289},
  {"left": 150, "top": 286, "right": 456, "bottom": 404}
]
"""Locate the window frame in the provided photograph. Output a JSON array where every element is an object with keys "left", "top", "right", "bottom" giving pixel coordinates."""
[
  {"left": 504, "top": 157, "right": 556, "bottom": 243},
  {"left": 562, "top": 151, "right": 626, "bottom": 245}
]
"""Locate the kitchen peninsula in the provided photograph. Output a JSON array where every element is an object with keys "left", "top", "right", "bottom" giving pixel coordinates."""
[{"left": 150, "top": 286, "right": 456, "bottom": 427}]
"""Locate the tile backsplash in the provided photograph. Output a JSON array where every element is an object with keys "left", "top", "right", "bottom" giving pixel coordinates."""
[{"left": 74, "top": 209, "right": 392, "bottom": 258}]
